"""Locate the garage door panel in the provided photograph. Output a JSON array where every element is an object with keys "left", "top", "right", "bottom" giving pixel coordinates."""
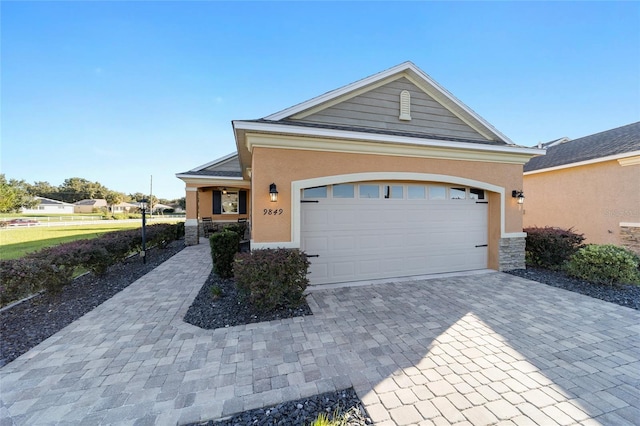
[
  {"left": 301, "top": 188, "right": 488, "bottom": 285},
  {"left": 303, "top": 235, "right": 329, "bottom": 251},
  {"left": 333, "top": 261, "right": 356, "bottom": 278}
]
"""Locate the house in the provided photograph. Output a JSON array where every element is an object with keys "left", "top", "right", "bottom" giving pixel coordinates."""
[
  {"left": 177, "top": 61, "right": 543, "bottom": 286},
  {"left": 110, "top": 202, "right": 139, "bottom": 213},
  {"left": 151, "top": 203, "right": 174, "bottom": 214},
  {"left": 21, "top": 197, "right": 75, "bottom": 214},
  {"left": 524, "top": 122, "right": 640, "bottom": 254},
  {"left": 74, "top": 198, "right": 108, "bottom": 213}
]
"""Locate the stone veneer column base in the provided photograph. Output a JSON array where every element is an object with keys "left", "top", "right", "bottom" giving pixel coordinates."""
[
  {"left": 499, "top": 236, "right": 526, "bottom": 271},
  {"left": 185, "top": 224, "right": 199, "bottom": 246},
  {"left": 620, "top": 223, "right": 640, "bottom": 256}
]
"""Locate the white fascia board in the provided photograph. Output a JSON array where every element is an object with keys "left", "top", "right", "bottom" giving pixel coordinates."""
[
  {"left": 524, "top": 150, "right": 640, "bottom": 175},
  {"left": 234, "top": 120, "right": 544, "bottom": 157},
  {"left": 189, "top": 152, "right": 238, "bottom": 172}
]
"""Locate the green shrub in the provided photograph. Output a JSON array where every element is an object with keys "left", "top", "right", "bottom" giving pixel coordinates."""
[
  {"left": 233, "top": 248, "right": 310, "bottom": 312},
  {"left": 0, "top": 258, "right": 46, "bottom": 305},
  {"left": 524, "top": 226, "right": 585, "bottom": 270},
  {"left": 565, "top": 244, "right": 640, "bottom": 286},
  {"left": 210, "top": 229, "right": 241, "bottom": 278},
  {"left": 0, "top": 223, "right": 185, "bottom": 306},
  {"left": 224, "top": 223, "right": 245, "bottom": 236}
]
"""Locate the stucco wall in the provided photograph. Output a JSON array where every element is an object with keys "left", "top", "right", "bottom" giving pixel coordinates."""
[
  {"left": 523, "top": 160, "right": 640, "bottom": 246},
  {"left": 250, "top": 147, "right": 525, "bottom": 246}
]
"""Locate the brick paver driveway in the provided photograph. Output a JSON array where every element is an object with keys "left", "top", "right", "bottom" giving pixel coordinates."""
[{"left": 1, "top": 241, "right": 639, "bottom": 425}]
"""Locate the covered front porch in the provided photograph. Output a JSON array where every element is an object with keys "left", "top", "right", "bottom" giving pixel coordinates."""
[{"left": 176, "top": 153, "right": 251, "bottom": 245}]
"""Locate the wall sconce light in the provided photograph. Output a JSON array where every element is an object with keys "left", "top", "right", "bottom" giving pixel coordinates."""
[
  {"left": 269, "top": 183, "right": 278, "bottom": 202},
  {"left": 512, "top": 190, "right": 525, "bottom": 205},
  {"left": 222, "top": 188, "right": 227, "bottom": 195}
]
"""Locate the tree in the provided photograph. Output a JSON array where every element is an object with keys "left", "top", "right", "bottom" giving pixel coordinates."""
[
  {"left": 0, "top": 174, "right": 39, "bottom": 213},
  {"left": 105, "top": 191, "right": 126, "bottom": 213},
  {"left": 128, "top": 193, "right": 158, "bottom": 210},
  {"left": 57, "top": 178, "right": 110, "bottom": 203},
  {"left": 177, "top": 197, "right": 186, "bottom": 210},
  {"left": 27, "top": 181, "right": 59, "bottom": 199}
]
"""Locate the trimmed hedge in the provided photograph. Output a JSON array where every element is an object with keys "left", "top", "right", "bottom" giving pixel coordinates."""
[
  {"left": 0, "top": 223, "right": 184, "bottom": 306},
  {"left": 565, "top": 244, "right": 640, "bottom": 286},
  {"left": 209, "top": 229, "right": 241, "bottom": 279},
  {"left": 524, "top": 226, "right": 585, "bottom": 270},
  {"left": 233, "top": 248, "right": 310, "bottom": 312}
]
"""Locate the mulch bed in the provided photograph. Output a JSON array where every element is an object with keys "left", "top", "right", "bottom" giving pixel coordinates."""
[{"left": 183, "top": 271, "right": 312, "bottom": 330}]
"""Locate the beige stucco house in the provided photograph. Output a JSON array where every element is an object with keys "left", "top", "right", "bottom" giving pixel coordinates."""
[
  {"left": 73, "top": 198, "right": 108, "bottom": 213},
  {"left": 177, "top": 62, "right": 543, "bottom": 286},
  {"left": 523, "top": 122, "right": 640, "bottom": 254}
]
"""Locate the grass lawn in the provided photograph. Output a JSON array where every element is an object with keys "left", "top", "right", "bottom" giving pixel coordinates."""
[{"left": 0, "top": 222, "right": 144, "bottom": 260}]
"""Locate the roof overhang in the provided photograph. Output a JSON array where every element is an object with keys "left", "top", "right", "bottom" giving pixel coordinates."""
[
  {"left": 175, "top": 173, "right": 250, "bottom": 189},
  {"left": 524, "top": 150, "right": 640, "bottom": 175},
  {"left": 234, "top": 120, "right": 544, "bottom": 166}
]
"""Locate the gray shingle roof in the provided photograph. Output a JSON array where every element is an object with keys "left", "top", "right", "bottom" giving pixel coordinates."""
[
  {"left": 524, "top": 122, "right": 640, "bottom": 172},
  {"left": 176, "top": 170, "right": 242, "bottom": 178}
]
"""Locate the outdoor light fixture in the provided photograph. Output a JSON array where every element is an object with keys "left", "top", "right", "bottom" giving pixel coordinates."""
[
  {"left": 140, "top": 199, "right": 148, "bottom": 264},
  {"left": 269, "top": 183, "right": 278, "bottom": 202},
  {"left": 512, "top": 190, "right": 525, "bottom": 205},
  {"left": 222, "top": 188, "right": 227, "bottom": 195}
]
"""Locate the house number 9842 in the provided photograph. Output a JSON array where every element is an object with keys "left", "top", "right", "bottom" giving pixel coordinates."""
[{"left": 263, "top": 209, "right": 284, "bottom": 216}]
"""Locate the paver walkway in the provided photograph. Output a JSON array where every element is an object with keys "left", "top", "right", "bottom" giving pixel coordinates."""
[{"left": 1, "top": 240, "right": 639, "bottom": 426}]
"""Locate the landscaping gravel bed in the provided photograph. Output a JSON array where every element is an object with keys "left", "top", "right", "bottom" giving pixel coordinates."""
[
  {"left": 183, "top": 271, "right": 312, "bottom": 330},
  {"left": 0, "top": 239, "right": 184, "bottom": 367},
  {"left": 184, "top": 387, "right": 370, "bottom": 426},
  {"left": 507, "top": 267, "right": 640, "bottom": 310}
]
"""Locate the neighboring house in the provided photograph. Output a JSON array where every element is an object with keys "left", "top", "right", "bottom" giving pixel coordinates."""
[
  {"left": 74, "top": 199, "right": 108, "bottom": 213},
  {"left": 524, "top": 121, "right": 640, "bottom": 254},
  {"left": 151, "top": 203, "right": 174, "bottom": 214},
  {"left": 110, "top": 202, "right": 139, "bottom": 213},
  {"left": 177, "top": 61, "right": 543, "bottom": 286},
  {"left": 21, "top": 197, "right": 75, "bottom": 214}
]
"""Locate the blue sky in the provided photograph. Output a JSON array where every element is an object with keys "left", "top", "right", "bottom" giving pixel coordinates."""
[{"left": 2, "top": 1, "right": 639, "bottom": 200}]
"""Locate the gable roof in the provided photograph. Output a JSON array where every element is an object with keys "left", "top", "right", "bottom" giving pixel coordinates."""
[
  {"left": 263, "top": 61, "right": 514, "bottom": 145},
  {"left": 74, "top": 199, "right": 108, "bottom": 206},
  {"left": 34, "top": 196, "right": 75, "bottom": 207},
  {"left": 176, "top": 153, "right": 243, "bottom": 179},
  {"left": 524, "top": 122, "right": 640, "bottom": 172}
]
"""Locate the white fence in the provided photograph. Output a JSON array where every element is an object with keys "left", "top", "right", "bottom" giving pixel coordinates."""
[{"left": 1, "top": 215, "right": 185, "bottom": 229}]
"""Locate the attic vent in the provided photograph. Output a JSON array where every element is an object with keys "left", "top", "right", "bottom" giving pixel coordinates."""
[{"left": 399, "top": 90, "right": 411, "bottom": 121}]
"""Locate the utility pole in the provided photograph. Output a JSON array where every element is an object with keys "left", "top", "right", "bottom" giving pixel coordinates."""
[{"left": 149, "top": 175, "right": 153, "bottom": 217}]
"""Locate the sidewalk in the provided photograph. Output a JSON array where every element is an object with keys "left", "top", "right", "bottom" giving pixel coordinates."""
[{"left": 1, "top": 239, "right": 639, "bottom": 425}]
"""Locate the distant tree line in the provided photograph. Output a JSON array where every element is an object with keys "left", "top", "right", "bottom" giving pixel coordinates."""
[{"left": 0, "top": 174, "right": 186, "bottom": 213}]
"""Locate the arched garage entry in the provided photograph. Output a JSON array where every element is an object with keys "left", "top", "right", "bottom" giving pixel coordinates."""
[{"left": 291, "top": 173, "right": 506, "bottom": 285}]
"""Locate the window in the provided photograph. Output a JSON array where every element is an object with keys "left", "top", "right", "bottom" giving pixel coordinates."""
[
  {"left": 384, "top": 185, "right": 403, "bottom": 199},
  {"left": 333, "top": 184, "right": 355, "bottom": 198},
  {"left": 450, "top": 187, "right": 466, "bottom": 200},
  {"left": 408, "top": 185, "right": 426, "bottom": 199},
  {"left": 303, "top": 186, "right": 327, "bottom": 198},
  {"left": 222, "top": 191, "right": 238, "bottom": 214},
  {"left": 470, "top": 188, "right": 485, "bottom": 200},
  {"left": 359, "top": 184, "right": 380, "bottom": 199},
  {"left": 429, "top": 186, "right": 446, "bottom": 200}
]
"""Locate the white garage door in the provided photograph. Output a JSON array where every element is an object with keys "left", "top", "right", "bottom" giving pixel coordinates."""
[{"left": 301, "top": 183, "right": 488, "bottom": 285}]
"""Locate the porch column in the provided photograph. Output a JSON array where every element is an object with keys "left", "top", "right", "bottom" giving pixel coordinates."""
[{"left": 185, "top": 187, "right": 199, "bottom": 245}]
